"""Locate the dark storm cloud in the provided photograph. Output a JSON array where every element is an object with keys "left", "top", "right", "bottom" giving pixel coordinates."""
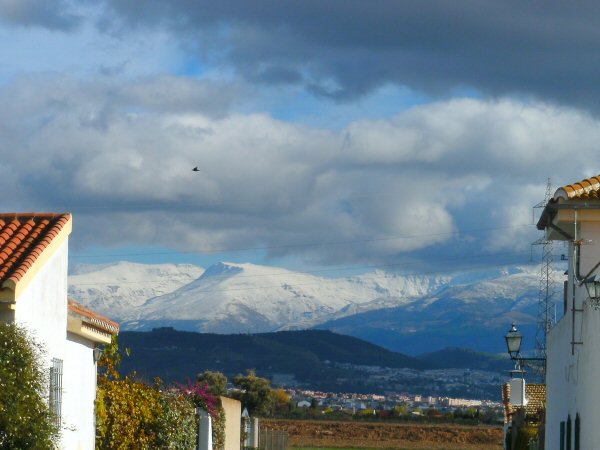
[
  {"left": 101, "top": 0, "right": 600, "bottom": 106},
  {"left": 0, "top": 0, "right": 81, "bottom": 30}
]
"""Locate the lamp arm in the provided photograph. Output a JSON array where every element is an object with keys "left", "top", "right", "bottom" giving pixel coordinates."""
[{"left": 518, "top": 357, "right": 546, "bottom": 362}]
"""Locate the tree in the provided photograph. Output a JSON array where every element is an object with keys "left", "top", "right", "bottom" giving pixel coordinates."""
[
  {"left": 393, "top": 404, "right": 409, "bottom": 417},
  {"left": 197, "top": 370, "right": 228, "bottom": 397},
  {"left": 271, "top": 388, "right": 292, "bottom": 415},
  {"left": 231, "top": 370, "right": 273, "bottom": 416},
  {"left": 0, "top": 323, "right": 59, "bottom": 449}
]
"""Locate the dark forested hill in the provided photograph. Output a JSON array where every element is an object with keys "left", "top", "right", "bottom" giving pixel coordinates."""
[
  {"left": 417, "top": 347, "right": 513, "bottom": 373},
  {"left": 118, "top": 328, "right": 433, "bottom": 390}
]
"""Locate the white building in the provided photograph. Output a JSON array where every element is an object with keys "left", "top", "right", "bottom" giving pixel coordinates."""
[
  {"left": 537, "top": 175, "right": 600, "bottom": 450},
  {"left": 0, "top": 212, "right": 119, "bottom": 450}
]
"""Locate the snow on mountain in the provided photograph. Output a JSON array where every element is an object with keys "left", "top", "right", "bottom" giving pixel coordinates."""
[
  {"left": 320, "top": 265, "right": 561, "bottom": 354},
  {"left": 68, "top": 259, "right": 565, "bottom": 353},
  {"left": 68, "top": 261, "right": 204, "bottom": 318},
  {"left": 122, "top": 261, "right": 438, "bottom": 332}
]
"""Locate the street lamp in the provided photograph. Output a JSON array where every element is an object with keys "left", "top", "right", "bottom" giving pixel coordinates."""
[
  {"left": 93, "top": 346, "right": 103, "bottom": 364},
  {"left": 504, "top": 323, "right": 545, "bottom": 369},
  {"left": 505, "top": 323, "right": 523, "bottom": 359},
  {"left": 583, "top": 275, "right": 600, "bottom": 300},
  {"left": 504, "top": 323, "right": 546, "bottom": 407}
]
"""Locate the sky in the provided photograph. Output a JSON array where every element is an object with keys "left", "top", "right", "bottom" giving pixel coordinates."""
[{"left": 0, "top": 0, "right": 598, "bottom": 275}]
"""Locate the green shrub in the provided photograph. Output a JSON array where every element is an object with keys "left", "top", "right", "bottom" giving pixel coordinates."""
[
  {"left": 0, "top": 322, "right": 59, "bottom": 449},
  {"left": 156, "top": 390, "right": 198, "bottom": 450},
  {"left": 507, "top": 424, "right": 540, "bottom": 450}
]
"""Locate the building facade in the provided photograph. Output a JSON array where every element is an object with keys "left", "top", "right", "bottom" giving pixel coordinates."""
[
  {"left": 538, "top": 176, "right": 600, "bottom": 450},
  {"left": 0, "top": 213, "right": 118, "bottom": 450}
]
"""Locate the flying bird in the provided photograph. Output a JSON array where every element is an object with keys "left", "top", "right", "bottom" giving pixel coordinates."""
[{"left": 192, "top": 166, "right": 200, "bottom": 172}]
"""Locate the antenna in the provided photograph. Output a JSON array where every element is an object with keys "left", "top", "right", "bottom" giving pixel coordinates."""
[{"left": 531, "top": 178, "right": 556, "bottom": 381}]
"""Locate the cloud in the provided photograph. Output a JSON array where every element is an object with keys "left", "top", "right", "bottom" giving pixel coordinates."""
[
  {"left": 1, "top": 74, "right": 599, "bottom": 266},
  {"left": 0, "top": 0, "right": 80, "bottom": 30},
  {"left": 99, "top": 0, "right": 600, "bottom": 109}
]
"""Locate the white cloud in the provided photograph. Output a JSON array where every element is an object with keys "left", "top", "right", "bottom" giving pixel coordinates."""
[{"left": 1, "top": 75, "right": 599, "bottom": 265}]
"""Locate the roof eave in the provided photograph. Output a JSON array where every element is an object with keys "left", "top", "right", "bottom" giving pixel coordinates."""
[
  {"left": 1, "top": 215, "right": 72, "bottom": 301},
  {"left": 536, "top": 199, "right": 557, "bottom": 231},
  {"left": 67, "top": 315, "right": 114, "bottom": 344}
]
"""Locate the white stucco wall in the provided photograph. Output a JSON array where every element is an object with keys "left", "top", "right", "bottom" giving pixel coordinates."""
[
  {"left": 11, "top": 238, "right": 98, "bottom": 450},
  {"left": 63, "top": 332, "right": 97, "bottom": 450},
  {"left": 545, "top": 313, "right": 574, "bottom": 450},
  {"left": 545, "top": 222, "right": 600, "bottom": 450},
  {"left": 13, "top": 240, "right": 68, "bottom": 362}
]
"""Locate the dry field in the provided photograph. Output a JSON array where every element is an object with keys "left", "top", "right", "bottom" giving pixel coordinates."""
[{"left": 261, "top": 419, "right": 503, "bottom": 450}]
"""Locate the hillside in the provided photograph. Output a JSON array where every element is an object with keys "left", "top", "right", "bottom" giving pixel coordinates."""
[
  {"left": 118, "top": 328, "right": 434, "bottom": 392},
  {"left": 418, "top": 347, "right": 513, "bottom": 373}
]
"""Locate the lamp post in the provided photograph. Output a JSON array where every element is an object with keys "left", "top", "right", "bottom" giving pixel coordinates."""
[
  {"left": 583, "top": 275, "right": 600, "bottom": 300},
  {"left": 93, "top": 346, "right": 103, "bottom": 364},
  {"left": 504, "top": 323, "right": 545, "bottom": 375},
  {"left": 505, "top": 323, "right": 522, "bottom": 360}
]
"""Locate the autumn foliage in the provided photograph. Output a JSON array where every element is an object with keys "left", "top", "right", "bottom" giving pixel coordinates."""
[{"left": 95, "top": 337, "right": 198, "bottom": 449}]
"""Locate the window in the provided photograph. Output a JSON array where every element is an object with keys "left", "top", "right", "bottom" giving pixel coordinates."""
[
  {"left": 575, "top": 413, "right": 580, "bottom": 450},
  {"left": 564, "top": 280, "right": 569, "bottom": 315},
  {"left": 49, "top": 358, "right": 63, "bottom": 427},
  {"left": 567, "top": 414, "right": 572, "bottom": 450}
]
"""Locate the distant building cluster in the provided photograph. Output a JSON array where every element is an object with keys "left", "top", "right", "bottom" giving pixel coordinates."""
[
  {"left": 287, "top": 388, "right": 502, "bottom": 417},
  {"left": 321, "top": 362, "right": 503, "bottom": 400}
]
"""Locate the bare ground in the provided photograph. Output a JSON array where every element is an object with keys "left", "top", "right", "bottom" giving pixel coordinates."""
[{"left": 261, "top": 419, "right": 504, "bottom": 450}]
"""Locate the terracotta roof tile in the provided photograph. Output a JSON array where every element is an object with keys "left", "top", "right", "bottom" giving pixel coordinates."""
[
  {"left": 0, "top": 213, "right": 71, "bottom": 287},
  {"left": 68, "top": 299, "right": 119, "bottom": 335},
  {"left": 555, "top": 175, "right": 600, "bottom": 200},
  {"left": 507, "top": 383, "right": 546, "bottom": 423},
  {"left": 522, "top": 383, "right": 546, "bottom": 422},
  {"left": 502, "top": 383, "right": 511, "bottom": 423}
]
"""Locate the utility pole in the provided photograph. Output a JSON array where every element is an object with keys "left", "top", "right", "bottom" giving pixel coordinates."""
[{"left": 532, "top": 178, "right": 556, "bottom": 381}]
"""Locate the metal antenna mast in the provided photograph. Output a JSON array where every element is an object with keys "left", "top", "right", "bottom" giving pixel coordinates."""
[{"left": 532, "top": 178, "right": 556, "bottom": 380}]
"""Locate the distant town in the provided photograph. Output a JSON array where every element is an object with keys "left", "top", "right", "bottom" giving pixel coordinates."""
[
  {"left": 271, "top": 362, "right": 505, "bottom": 401},
  {"left": 286, "top": 387, "right": 503, "bottom": 422}
]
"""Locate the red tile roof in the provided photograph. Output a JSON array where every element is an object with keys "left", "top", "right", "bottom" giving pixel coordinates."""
[
  {"left": 0, "top": 213, "right": 71, "bottom": 287},
  {"left": 503, "top": 382, "right": 546, "bottom": 424},
  {"left": 68, "top": 299, "right": 119, "bottom": 335},
  {"left": 523, "top": 383, "right": 546, "bottom": 421}
]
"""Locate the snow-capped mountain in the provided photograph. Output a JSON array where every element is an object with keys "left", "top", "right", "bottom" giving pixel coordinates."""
[
  {"left": 67, "top": 260, "right": 565, "bottom": 354},
  {"left": 68, "top": 261, "right": 204, "bottom": 318},
  {"left": 320, "top": 266, "right": 549, "bottom": 354},
  {"left": 118, "top": 262, "right": 452, "bottom": 333}
]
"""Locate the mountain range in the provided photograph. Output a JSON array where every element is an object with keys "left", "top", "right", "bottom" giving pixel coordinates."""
[{"left": 68, "top": 260, "right": 564, "bottom": 355}]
